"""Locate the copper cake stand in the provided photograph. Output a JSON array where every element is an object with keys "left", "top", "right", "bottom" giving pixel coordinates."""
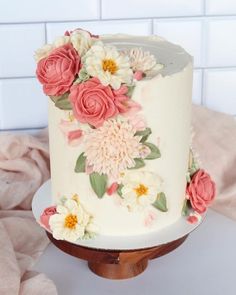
[{"left": 46, "top": 231, "right": 188, "bottom": 279}]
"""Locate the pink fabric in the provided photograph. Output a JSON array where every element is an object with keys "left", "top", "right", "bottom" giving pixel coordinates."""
[
  {"left": 0, "top": 104, "right": 235, "bottom": 293},
  {"left": 192, "top": 105, "right": 236, "bottom": 220},
  {"left": 0, "top": 129, "right": 57, "bottom": 295}
]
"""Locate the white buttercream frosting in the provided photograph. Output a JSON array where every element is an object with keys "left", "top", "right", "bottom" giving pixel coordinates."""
[{"left": 48, "top": 34, "right": 193, "bottom": 236}]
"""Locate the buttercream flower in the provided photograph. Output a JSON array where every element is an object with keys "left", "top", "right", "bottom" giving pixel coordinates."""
[
  {"left": 36, "top": 43, "right": 81, "bottom": 96},
  {"left": 49, "top": 199, "right": 96, "bottom": 242},
  {"left": 69, "top": 78, "right": 134, "bottom": 127},
  {"left": 84, "top": 42, "right": 133, "bottom": 89},
  {"left": 34, "top": 44, "right": 54, "bottom": 62},
  {"left": 70, "top": 29, "right": 94, "bottom": 56},
  {"left": 84, "top": 119, "right": 141, "bottom": 179},
  {"left": 40, "top": 206, "right": 57, "bottom": 230},
  {"left": 59, "top": 114, "right": 83, "bottom": 146},
  {"left": 186, "top": 169, "right": 216, "bottom": 214},
  {"left": 120, "top": 171, "right": 162, "bottom": 211},
  {"left": 126, "top": 47, "right": 163, "bottom": 73},
  {"left": 53, "top": 35, "right": 70, "bottom": 48},
  {"left": 187, "top": 212, "right": 202, "bottom": 224},
  {"left": 128, "top": 115, "right": 147, "bottom": 131}
]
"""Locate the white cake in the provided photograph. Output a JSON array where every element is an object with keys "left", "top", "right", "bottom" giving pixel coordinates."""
[{"left": 45, "top": 34, "right": 193, "bottom": 237}]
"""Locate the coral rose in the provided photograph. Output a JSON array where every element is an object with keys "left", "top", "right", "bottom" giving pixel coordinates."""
[
  {"left": 186, "top": 169, "right": 216, "bottom": 214},
  {"left": 40, "top": 206, "right": 57, "bottom": 230},
  {"left": 69, "top": 78, "right": 133, "bottom": 127},
  {"left": 36, "top": 43, "right": 80, "bottom": 96}
]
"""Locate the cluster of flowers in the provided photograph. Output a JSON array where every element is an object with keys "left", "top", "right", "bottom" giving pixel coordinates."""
[
  {"left": 183, "top": 151, "right": 216, "bottom": 223},
  {"left": 35, "top": 28, "right": 161, "bottom": 128},
  {"left": 40, "top": 194, "right": 97, "bottom": 242},
  {"left": 36, "top": 29, "right": 166, "bottom": 210}
]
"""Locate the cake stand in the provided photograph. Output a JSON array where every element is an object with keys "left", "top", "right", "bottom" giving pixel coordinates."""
[{"left": 32, "top": 180, "right": 204, "bottom": 280}]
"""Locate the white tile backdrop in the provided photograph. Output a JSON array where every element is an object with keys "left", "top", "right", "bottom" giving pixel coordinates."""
[{"left": 0, "top": 0, "right": 235, "bottom": 130}]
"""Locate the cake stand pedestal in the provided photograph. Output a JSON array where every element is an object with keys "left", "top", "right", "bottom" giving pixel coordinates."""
[{"left": 46, "top": 231, "right": 188, "bottom": 279}]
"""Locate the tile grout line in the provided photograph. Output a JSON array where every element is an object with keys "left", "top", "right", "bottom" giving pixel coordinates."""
[
  {"left": 1, "top": 14, "right": 236, "bottom": 25},
  {"left": 44, "top": 22, "right": 48, "bottom": 43},
  {"left": 201, "top": 69, "right": 205, "bottom": 106},
  {"left": 99, "top": 0, "right": 102, "bottom": 20}
]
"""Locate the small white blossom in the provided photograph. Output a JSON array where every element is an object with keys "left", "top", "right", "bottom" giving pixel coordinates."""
[{"left": 84, "top": 42, "right": 133, "bottom": 89}]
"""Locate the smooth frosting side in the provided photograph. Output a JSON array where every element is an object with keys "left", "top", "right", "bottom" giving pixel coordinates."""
[{"left": 48, "top": 35, "right": 193, "bottom": 236}]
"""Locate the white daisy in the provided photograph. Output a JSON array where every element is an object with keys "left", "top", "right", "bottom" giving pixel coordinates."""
[
  {"left": 84, "top": 42, "right": 133, "bottom": 89},
  {"left": 120, "top": 171, "right": 162, "bottom": 211},
  {"left": 49, "top": 199, "right": 96, "bottom": 242}
]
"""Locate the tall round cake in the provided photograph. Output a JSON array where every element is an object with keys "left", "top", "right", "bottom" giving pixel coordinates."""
[{"left": 36, "top": 30, "right": 215, "bottom": 243}]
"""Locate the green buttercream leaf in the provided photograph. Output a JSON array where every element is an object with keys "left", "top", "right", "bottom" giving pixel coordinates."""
[
  {"left": 54, "top": 93, "right": 72, "bottom": 110},
  {"left": 182, "top": 199, "right": 191, "bottom": 216},
  {"left": 135, "top": 127, "right": 152, "bottom": 143},
  {"left": 117, "top": 184, "right": 124, "bottom": 198},
  {"left": 49, "top": 95, "right": 58, "bottom": 103},
  {"left": 152, "top": 192, "right": 168, "bottom": 212},
  {"left": 74, "top": 68, "right": 90, "bottom": 84},
  {"left": 143, "top": 142, "right": 161, "bottom": 159},
  {"left": 89, "top": 172, "right": 107, "bottom": 199},
  {"left": 127, "top": 85, "right": 135, "bottom": 97},
  {"left": 188, "top": 149, "right": 199, "bottom": 176},
  {"left": 186, "top": 172, "right": 191, "bottom": 183},
  {"left": 128, "top": 158, "right": 145, "bottom": 169},
  {"left": 74, "top": 152, "right": 86, "bottom": 173}
]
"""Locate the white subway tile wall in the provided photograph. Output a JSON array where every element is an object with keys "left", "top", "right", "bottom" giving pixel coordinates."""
[
  {"left": 204, "top": 69, "right": 236, "bottom": 115},
  {"left": 0, "top": 0, "right": 235, "bottom": 130}
]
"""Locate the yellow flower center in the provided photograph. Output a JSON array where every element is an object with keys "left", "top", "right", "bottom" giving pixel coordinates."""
[
  {"left": 134, "top": 184, "right": 149, "bottom": 197},
  {"left": 102, "top": 59, "right": 118, "bottom": 74},
  {"left": 64, "top": 214, "right": 78, "bottom": 229}
]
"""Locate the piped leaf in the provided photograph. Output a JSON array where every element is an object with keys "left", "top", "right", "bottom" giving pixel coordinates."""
[
  {"left": 143, "top": 142, "right": 161, "bottom": 159},
  {"left": 127, "top": 85, "right": 135, "bottom": 97},
  {"left": 89, "top": 172, "right": 107, "bottom": 198},
  {"left": 128, "top": 158, "right": 145, "bottom": 170},
  {"left": 182, "top": 199, "right": 191, "bottom": 216},
  {"left": 74, "top": 153, "right": 86, "bottom": 173},
  {"left": 74, "top": 68, "right": 90, "bottom": 84},
  {"left": 117, "top": 184, "right": 124, "bottom": 198},
  {"left": 152, "top": 192, "right": 168, "bottom": 212},
  {"left": 54, "top": 93, "right": 72, "bottom": 110},
  {"left": 135, "top": 127, "right": 152, "bottom": 143}
]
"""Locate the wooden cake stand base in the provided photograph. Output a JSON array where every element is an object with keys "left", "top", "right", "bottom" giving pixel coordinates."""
[{"left": 46, "top": 232, "right": 188, "bottom": 280}]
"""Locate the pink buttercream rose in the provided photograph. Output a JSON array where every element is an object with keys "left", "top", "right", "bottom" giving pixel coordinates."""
[
  {"left": 186, "top": 169, "right": 216, "bottom": 214},
  {"left": 36, "top": 43, "right": 81, "bottom": 96},
  {"left": 69, "top": 78, "right": 136, "bottom": 127},
  {"left": 40, "top": 206, "right": 57, "bottom": 230}
]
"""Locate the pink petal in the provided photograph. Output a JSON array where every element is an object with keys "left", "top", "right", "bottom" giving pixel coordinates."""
[
  {"left": 107, "top": 182, "right": 119, "bottom": 196},
  {"left": 134, "top": 71, "right": 143, "bottom": 81}
]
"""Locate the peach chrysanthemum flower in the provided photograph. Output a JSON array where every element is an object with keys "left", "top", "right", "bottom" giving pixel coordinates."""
[{"left": 84, "top": 119, "right": 141, "bottom": 180}]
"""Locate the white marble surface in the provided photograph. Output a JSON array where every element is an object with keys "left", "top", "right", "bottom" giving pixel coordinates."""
[{"left": 33, "top": 209, "right": 236, "bottom": 295}]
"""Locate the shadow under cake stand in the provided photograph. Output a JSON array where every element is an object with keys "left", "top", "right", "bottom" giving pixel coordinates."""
[{"left": 32, "top": 180, "right": 203, "bottom": 280}]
